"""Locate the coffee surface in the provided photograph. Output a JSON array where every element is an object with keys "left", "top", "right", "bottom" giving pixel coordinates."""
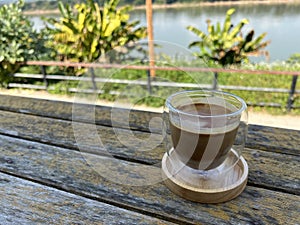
[
  {"left": 170, "top": 103, "right": 239, "bottom": 170},
  {"left": 178, "top": 102, "right": 234, "bottom": 116}
]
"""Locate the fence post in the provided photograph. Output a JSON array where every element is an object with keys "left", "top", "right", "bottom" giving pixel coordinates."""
[
  {"left": 147, "top": 69, "right": 152, "bottom": 95},
  {"left": 90, "top": 67, "right": 97, "bottom": 91},
  {"left": 213, "top": 72, "right": 218, "bottom": 90},
  {"left": 41, "top": 65, "right": 48, "bottom": 89},
  {"left": 286, "top": 75, "right": 298, "bottom": 112}
]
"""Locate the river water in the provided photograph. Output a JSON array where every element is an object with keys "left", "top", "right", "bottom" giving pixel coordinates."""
[{"left": 30, "top": 2, "right": 300, "bottom": 63}]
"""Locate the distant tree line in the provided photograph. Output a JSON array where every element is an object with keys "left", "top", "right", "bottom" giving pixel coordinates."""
[{"left": 23, "top": 0, "right": 251, "bottom": 10}]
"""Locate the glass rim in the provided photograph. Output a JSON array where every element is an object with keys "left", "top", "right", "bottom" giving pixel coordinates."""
[{"left": 165, "top": 89, "right": 247, "bottom": 118}]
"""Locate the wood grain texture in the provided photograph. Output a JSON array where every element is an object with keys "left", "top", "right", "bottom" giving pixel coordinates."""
[
  {"left": 0, "top": 94, "right": 161, "bottom": 132},
  {"left": 246, "top": 124, "right": 300, "bottom": 155},
  {"left": 0, "top": 94, "right": 299, "bottom": 224},
  {"left": 0, "top": 109, "right": 298, "bottom": 194},
  {"left": 0, "top": 94, "right": 299, "bottom": 155},
  {"left": 0, "top": 172, "right": 174, "bottom": 225},
  {"left": 0, "top": 135, "right": 299, "bottom": 224},
  {"left": 245, "top": 149, "right": 300, "bottom": 195},
  {"left": 0, "top": 110, "right": 163, "bottom": 164}
]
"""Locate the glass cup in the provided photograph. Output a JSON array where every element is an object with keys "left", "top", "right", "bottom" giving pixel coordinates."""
[{"left": 163, "top": 90, "right": 248, "bottom": 179}]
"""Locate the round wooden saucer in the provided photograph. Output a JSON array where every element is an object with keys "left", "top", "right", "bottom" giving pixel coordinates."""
[{"left": 161, "top": 149, "right": 248, "bottom": 203}]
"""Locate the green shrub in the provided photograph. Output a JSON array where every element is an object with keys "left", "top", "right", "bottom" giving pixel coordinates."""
[
  {"left": 187, "top": 8, "right": 270, "bottom": 66},
  {"left": 0, "top": 0, "right": 38, "bottom": 86},
  {"left": 44, "top": 0, "right": 147, "bottom": 75}
]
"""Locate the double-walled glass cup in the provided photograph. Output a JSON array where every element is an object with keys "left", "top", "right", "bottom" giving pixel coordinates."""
[{"left": 163, "top": 90, "right": 248, "bottom": 180}]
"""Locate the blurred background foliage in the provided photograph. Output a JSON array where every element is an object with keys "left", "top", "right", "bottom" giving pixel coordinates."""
[{"left": 0, "top": 0, "right": 299, "bottom": 113}]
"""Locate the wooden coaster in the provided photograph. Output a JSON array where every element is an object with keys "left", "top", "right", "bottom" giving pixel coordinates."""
[{"left": 161, "top": 149, "right": 248, "bottom": 203}]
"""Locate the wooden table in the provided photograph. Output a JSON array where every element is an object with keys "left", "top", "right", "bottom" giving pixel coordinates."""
[{"left": 0, "top": 94, "right": 299, "bottom": 224}]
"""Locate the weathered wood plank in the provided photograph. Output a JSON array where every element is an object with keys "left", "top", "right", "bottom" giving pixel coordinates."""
[
  {"left": 0, "top": 135, "right": 299, "bottom": 224},
  {"left": 246, "top": 124, "right": 300, "bottom": 155},
  {"left": 0, "top": 110, "right": 163, "bottom": 164},
  {"left": 0, "top": 109, "right": 299, "bottom": 194},
  {"left": 0, "top": 105, "right": 299, "bottom": 164},
  {"left": 0, "top": 94, "right": 299, "bottom": 155},
  {"left": 0, "top": 94, "right": 73, "bottom": 119},
  {"left": 0, "top": 94, "right": 158, "bottom": 132},
  {"left": 245, "top": 149, "right": 300, "bottom": 195},
  {"left": 0, "top": 172, "right": 174, "bottom": 225}
]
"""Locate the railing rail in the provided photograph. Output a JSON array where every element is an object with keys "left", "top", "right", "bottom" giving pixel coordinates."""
[
  {"left": 11, "top": 60, "right": 299, "bottom": 111},
  {"left": 22, "top": 60, "right": 300, "bottom": 76}
]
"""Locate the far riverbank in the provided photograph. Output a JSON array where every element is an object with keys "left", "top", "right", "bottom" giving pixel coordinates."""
[{"left": 23, "top": 0, "right": 299, "bottom": 15}]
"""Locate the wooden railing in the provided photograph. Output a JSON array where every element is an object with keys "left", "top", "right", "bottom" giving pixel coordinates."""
[{"left": 11, "top": 60, "right": 299, "bottom": 111}]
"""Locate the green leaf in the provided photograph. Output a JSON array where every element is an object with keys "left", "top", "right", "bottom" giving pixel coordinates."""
[
  {"left": 78, "top": 11, "right": 86, "bottom": 32},
  {"left": 58, "top": 2, "right": 67, "bottom": 18},
  {"left": 229, "top": 19, "right": 249, "bottom": 39},
  {"left": 187, "top": 26, "right": 207, "bottom": 40},
  {"left": 223, "top": 8, "right": 235, "bottom": 33}
]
